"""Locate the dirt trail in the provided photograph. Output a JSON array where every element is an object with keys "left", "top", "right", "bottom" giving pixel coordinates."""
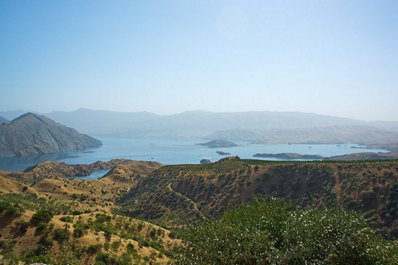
[{"left": 167, "top": 183, "right": 207, "bottom": 220}]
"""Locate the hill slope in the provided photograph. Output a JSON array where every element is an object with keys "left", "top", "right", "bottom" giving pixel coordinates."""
[
  {"left": 0, "top": 113, "right": 102, "bottom": 157},
  {"left": 0, "top": 160, "right": 177, "bottom": 264},
  {"left": 119, "top": 158, "right": 398, "bottom": 239}
]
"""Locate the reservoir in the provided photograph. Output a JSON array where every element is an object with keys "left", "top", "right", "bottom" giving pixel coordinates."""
[{"left": 0, "top": 137, "right": 389, "bottom": 171}]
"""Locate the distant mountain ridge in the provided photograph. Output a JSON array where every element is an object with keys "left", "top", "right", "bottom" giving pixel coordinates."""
[
  {"left": 47, "top": 108, "right": 159, "bottom": 136},
  {"left": 0, "top": 116, "right": 8, "bottom": 124},
  {"left": 0, "top": 113, "right": 102, "bottom": 157},
  {"left": 43, "top": 109, "right": 398, "bottom": 148}
]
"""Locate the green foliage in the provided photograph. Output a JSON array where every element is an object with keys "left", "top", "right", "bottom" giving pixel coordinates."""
[
  {"left": 0, "top": 193, "right": 73, "bottom": 215},
  {"left": 177, "top": 197, "right": 398, "bottom": 265},
  {"left": 95, "top": 252, "right": 119, "bottom": 265},
  {"left": 35, "top": 222, "right": 49, "bottom": 234},
  {"left": 30, "top": 210, "right": 53, "bottom": 225},
  {"left": 87, "top": 244, "right": 102, "bottom": 255},
  {"left": 111, "top": 240, "right": 121, "bottom": 252},
  {"left": 0, "top": 200, "right": 24, "bottom": 216},
  {"left": 73, "top": 222, "right": 87, "bottom": 238},
  {"left": 15, "top": 219, "right": 29, "bottom": 234},
  {"left": 60, "top": 215, "right": 73, "bottom": 223},
  {"left": 53, "top": 228, "right": 70, "bottom": 243}
]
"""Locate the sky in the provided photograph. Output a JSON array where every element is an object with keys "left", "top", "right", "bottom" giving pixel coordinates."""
[{"left": 0, "top": 0, "right": 397, "bottom": 121}]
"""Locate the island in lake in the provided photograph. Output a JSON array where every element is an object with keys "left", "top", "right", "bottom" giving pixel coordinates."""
[
  {"left": 253, "top": 151, "right": 398, "bottom": 161},
  {"left": 197, "top": 139, "right": 238, "bottom": 148},
  {"left": 253, "top": 153, "right": 324, "bottom": 160},
  {"left": 216, "top": 151, "right": 231, "bottom": 156}
]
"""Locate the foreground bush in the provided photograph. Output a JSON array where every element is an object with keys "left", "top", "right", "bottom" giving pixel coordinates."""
[{"left": 177, "top": 197, "right": 398, "bottom": 265}]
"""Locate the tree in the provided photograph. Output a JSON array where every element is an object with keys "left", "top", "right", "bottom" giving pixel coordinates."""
[{"left": 177, "top": 197, "right": 398, "bottom": 265}]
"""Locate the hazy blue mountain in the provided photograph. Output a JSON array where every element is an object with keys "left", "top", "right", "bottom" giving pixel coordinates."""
[
  {"left": 209, "top": 125, "right": 398, "bottom": 146},
  {"left": 0, "top": 113, "right": 102, "bottom": 157},
  {"left": 4, "top": 109, "right": 397, "bottom": 147},
  {"left": 141, "top": 110, "right": 363, "bottom": 138},
  {"left": 47, "top": 108, "right": 159, "bottom": 136},
  {"left": 366, "top": 121, "right": 398, "bottom": 132},
  {"left": 42, "top": 109, "right": 398, "bottom": 146},
  {"left": 0, "top": 116, "right": 8, "bottom": 124},
  {"left": 0, "top": 110, "right": 28, "bottom": 120}
]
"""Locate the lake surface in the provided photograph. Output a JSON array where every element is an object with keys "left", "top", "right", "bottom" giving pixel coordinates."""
[{"left": 0, "top": 137, "right": 389, "bottom": 171}]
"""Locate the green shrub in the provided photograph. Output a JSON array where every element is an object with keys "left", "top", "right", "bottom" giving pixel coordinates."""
[
  {"left": 73, "top": 223, "right": 86, "bottom": 238},
  {"left": 53, "top": 228, "right": 70, "bottom": 243},
  {"left": 87, "top": 244, "right": 102, "bottom": 255},
  {"left": 35, "top": 222, "right": 49, "bottom": 235},
  {"left": 31, "top": 210, "right": 53, "bottom": 225},
  {"left": 95, "top": 252, "right": 118, "bottom": 265},
  {"left": 60, "top": 216, "right": 73, "bottom": 223},
  {"left": 111, "top": 241, "right": 121, "bottom": 252},
  {"left": 16, "top": 220, "right": 29, "bottom": 234},
  {"left": 0, "top": 201, "right": 23, "bottom": 216},
  {"left": 177, "top": 197, "right": 398, "bottom": 265}
]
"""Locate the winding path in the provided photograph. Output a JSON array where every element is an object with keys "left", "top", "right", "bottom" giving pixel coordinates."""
[{"left": 167, "top": 183, "right": 207, "bottom": 220}]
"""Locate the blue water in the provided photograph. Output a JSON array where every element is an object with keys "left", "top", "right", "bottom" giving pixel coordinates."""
[
  {"left": 70, "top": 169, "right": 110, "bottom": 180},
  {"left": 0, "top": 137, "right": 389, "bottom": 172}
]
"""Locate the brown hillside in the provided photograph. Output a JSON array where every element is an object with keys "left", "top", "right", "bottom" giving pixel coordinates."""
[{"left": 120, "top": 158, "right": 398, "bottom": 239}]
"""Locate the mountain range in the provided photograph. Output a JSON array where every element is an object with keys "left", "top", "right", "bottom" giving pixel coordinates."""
[
  {"left": 0, "top": 116, "right": 8, "bottom": 124},
  {"left": 1, "top": 109, "right": 398, "bottom": 149},
  {"left": 0, "top": 113, "right": 102, "bottom": 157},
  {"left": 46, "top": 109, "right": 398, "bottom": 148}
]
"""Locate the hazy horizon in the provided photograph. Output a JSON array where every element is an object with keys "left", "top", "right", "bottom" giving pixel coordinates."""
[
  {"left": 2, "top": 107, "right": 398, "bottom": 123},
  {"left": 1, "top": 1, "right": 397, "bottom": 121}
]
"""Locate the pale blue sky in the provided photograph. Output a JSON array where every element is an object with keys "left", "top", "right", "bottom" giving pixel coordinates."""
[{"left": 1, "top": 0, "right": 397, "bottom": 121}]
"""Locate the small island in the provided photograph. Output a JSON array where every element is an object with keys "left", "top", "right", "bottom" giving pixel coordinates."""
[
  {"left": 253, "top": 153, "right": 324, "bottom": 160},
  {"left": 217, "top": 151, "right": 231, "bottom": 156},
  {"left": 197, "top": 139, "right": 238, "bottom": 148}
]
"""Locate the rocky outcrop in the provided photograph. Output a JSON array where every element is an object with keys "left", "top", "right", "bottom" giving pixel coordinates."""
[{"left": 0, "top": 113, "right": 102, "bottom": 157}]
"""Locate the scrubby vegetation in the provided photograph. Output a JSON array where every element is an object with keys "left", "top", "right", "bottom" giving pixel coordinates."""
[
  {"left": 177, "top": 197, "right": 398, "bottom": 264},
  {"left": 120, "top": 158, "right": 398, "bottom": 238},
  {"left": 1, "top": 158, "right": 398, "bottom": 264}
]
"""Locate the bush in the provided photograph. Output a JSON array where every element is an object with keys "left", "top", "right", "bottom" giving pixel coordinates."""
[
  {"left": 16, "top": 220, "right": 29, "bottom": 234},
  {"left": 60, "top": 216, "right": 73, "bottom": 223},
  {"left": 177, "top": 197, "right": 398, "bottom": 265},
  {"left": 0, "top": 201, "right": 23, "bottom": 216},
  {"left": 53, "top": 228, "right": 70, "bottom": 243},
  {"left": 31, "top": 210, "right": 53, "bottom": 225},
  {"left": 111, "top": 241, "right": 121, "bottom": 252},
  {"left": 35, "top": 222, "right": 48, "bottom": 235},
  {"left": 73, "top": 223, "right": 86, "bottom": 238},
  {"left": 95, "top": 252, "right": 118, "bottom": 265},
  {"left": 87, "top": 244, "right": 102, "bottom": 255}
]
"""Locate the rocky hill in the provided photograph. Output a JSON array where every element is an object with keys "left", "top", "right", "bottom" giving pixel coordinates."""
[
  {"left": 0, "top": 113, "right": 102, "bottom": 157},
  {"left": 119, "top": 157, "right": 398, "bottom": 239}
]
